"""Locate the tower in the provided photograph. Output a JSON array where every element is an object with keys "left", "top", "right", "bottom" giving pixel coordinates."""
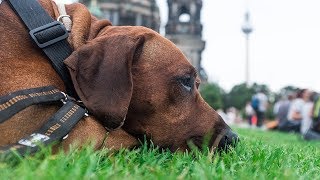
[
  {"left": 165, "top": 0, "right": 207, "bottom": 81},
  {"left": 241, "top": 11, "right": 253, "bottom": 86}
]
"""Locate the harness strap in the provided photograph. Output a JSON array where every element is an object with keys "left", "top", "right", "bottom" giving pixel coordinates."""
[
  {"left": 56, "top": 3, "right": 72, "bottom": 32},
  {"left": 0, "top": 101, "right": 86, "bottom": 156},
  {"left": 7, "top": 0, "right": 77, "bottom": 98},
  {"left": 0, "top": 86, "right": 64, "bottom": 124}
]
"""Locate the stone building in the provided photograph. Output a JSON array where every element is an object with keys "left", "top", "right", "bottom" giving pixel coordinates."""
[
  {"left": 165, "top": 0, "right": 207, "bottom": 81},
  {"left": 80, "top": 0, "right": 206, "bottom": 81},
  {"left": 79, "top": 0, "right": 161, "bottom": 32}
]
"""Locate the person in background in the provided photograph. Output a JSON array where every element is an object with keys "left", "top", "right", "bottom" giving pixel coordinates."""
[
  {"left": 312, "top": 94, "right": 320, "bottom": 126},
  {"left": 300, "top": 90, "right": 314, "bottom": 134},
  {"left": 286, "top": 89, "right": 312, "bottom": 133},
  {"left": 276, "top": 93, "right": 295, "bottom": 131},
  {"left": 273, "top": 97, "right": 281, "bottom": 116},
  {"left": 252, "top": 90, "right": 268, "bottom": 127},
  {"left": 303, "top": 93, "right": 320, "bottom": 140},
  {"left": 245, "top": 101, "right": 255, "bottom": 125}
]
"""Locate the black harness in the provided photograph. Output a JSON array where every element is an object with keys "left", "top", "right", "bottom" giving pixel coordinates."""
[
  {"left": 0, "top": 86, "right": 86, "bottom": 156},
  {"left": 0, "top": 0, "right": 85, "bottom": 155},
  {"left": 7, "top": 0, "right": 77, "bottom": 98}
]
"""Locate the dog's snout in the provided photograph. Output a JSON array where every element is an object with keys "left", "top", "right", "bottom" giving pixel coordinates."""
[{"left": 218, "top": 129, "right": 239, "bottom": 151}]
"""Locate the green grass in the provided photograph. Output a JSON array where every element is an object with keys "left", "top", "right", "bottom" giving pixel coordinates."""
[{"left": 1, "top": 127, "right": 320, "bottom": 179}]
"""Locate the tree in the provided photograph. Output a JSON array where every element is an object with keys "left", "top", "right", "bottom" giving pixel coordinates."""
[
  {"left": 251, "top": 83, "right": 271, "bottom": 96},
  {"left": 200, "top": 83, "right": 224, "bottom": 110},
  {"left": 278, "top": 85, "right": 299, "bottom": 97},
  {"left": 223, "top": 83, "right": 254, "bottom": 110},
  {"left": 223, "top": 82, "right": 272, "bottom": 110}
]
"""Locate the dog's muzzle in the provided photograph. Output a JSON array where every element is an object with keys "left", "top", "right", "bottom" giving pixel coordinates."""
[{"left": 216, "top": 129, "right": 239, "bottom": 151}]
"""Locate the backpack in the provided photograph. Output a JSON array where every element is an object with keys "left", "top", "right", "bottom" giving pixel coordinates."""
[{"left": 251, "top": 96, "right": 260, "bottom": 111}]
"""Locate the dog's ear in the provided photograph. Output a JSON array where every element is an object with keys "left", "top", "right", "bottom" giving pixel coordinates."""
[{"left": 64, "top": 34, "right": 145, "bottom": 130}]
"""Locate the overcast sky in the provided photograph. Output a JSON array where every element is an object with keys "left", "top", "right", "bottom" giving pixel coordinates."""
[{"left": 58, "top": 0, "right": 320, "bottom": 92}]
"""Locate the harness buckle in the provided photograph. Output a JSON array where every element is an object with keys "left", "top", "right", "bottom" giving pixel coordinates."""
[
  {"left": 29, "top": 21, "right": 68, "bottom": 48},
  {"left": 60, "top": 92, "right": 68, "bottom": 104},
  {"left": 60, "top": 92, "right": 89, "bottom": 117}
]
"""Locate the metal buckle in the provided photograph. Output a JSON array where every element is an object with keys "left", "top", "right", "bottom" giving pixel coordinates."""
[
  {"left": 57, "top": 15, "right": 70, "bottom": 22},
  {"left": 60, "top": 92, "right": 68, "bottom": 104},
  {"left": 29, "top": 21, "right": 68, "bottom": 48}
]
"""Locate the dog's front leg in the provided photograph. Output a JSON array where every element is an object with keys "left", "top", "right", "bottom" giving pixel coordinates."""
[{"left": 60, "top": 117, "right": 138, "bottom": 152}]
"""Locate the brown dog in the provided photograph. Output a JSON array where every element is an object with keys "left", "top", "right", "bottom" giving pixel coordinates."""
[{"left": 0, "top": 0, "right": 238, "bottom": 152}]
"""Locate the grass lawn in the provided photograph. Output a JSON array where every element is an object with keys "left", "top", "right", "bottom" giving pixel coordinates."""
[{"left": 1, "top": 127, "right": 320, "bottom": 179}]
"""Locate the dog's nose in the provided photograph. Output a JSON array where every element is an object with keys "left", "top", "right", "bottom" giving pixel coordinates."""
[{"left": 217, "top": 129, "right": 239, "bottom": 151}]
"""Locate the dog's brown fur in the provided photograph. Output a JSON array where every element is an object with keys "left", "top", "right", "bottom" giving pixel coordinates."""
[{"left": 0, "top": 0, "right": 231, "bottom": 152}]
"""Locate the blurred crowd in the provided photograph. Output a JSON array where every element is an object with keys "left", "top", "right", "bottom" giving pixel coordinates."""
[{"left": 245, "top": 88, "right": 320, "bottom": 140}]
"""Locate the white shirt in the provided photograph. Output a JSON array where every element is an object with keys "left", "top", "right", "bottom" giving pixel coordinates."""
[
  {"left": 245, "top": 103, "right": 255, "bottom": 116},
  {"left": 287, "top": 98, "right": 304, "bottom": 121},
  {"left": 301, "top": 102, "right": 313, "bottom": 134},
  {"left": 255, "top": 93, "right": 268, "bottom": 112}
]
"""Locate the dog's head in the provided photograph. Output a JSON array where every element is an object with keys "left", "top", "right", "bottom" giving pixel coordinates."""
[{"left": 65, "top": 25, "right": 238, "bottom": 151}]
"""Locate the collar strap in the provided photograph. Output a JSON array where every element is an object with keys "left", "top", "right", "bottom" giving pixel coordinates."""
[
  {"left": 56, "top": 3, "right": 72, "bottom": 32},
  {"left": 7, "top": 0, "right": 78, "bottom": 98}
]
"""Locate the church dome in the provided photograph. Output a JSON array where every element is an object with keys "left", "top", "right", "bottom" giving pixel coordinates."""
[{"left": 79, "top": 0, "right": 161, "bottom": 32}]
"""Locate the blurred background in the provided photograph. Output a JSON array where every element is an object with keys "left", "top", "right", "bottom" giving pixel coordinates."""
[
  {"left": 70, "top": 0, "right": 320, "bottom": 91},
  {"left": 58, "top": 0, "right": 320, "bottom": 135}
]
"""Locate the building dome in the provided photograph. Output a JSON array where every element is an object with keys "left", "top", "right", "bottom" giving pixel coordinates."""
[{"left": 79, "top": 0, "right": 161, "bottom": 32}]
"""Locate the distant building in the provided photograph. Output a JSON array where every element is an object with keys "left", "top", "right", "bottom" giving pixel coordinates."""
[
  {"left": 165, "top": 0, "right": 207, "bottom": 81},
  {"left": 79, "top": 0, "right": 161, "bottom": 32},
  {"left": 80, "top": 0, "right": 206, "bottom": 81}
]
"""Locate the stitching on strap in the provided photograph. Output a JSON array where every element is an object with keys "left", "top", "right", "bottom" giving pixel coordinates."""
[{"left": 0, "top": 89, "right": 60, "bottom": 111}]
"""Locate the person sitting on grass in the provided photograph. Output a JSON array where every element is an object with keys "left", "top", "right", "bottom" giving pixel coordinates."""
[
  {"left": 276, "top": 93, "right": 295, "bottom": 132},
  {"left": 303, "top": 92, "right": 320, "bottom": 140},
  {"left": 283, "top": 89, "right": 312, "bottom": 133}
]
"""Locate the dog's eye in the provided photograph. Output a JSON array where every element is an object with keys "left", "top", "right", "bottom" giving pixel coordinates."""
[{"left": 179, "top": 77, "right": 193, "bottom": 91}]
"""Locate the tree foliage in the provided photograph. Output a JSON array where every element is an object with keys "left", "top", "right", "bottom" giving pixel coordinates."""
[
  {"left": 200, "top": 82, "right": 284, "bottom": 120},
  {"left": 199, "top": 82, "right": 273, "bottom": 113},
  {"left": 251, "top": 83, "right": 271, "bottom": 96},
  {"left": 200, "top": 83, "right": 224, "bottom": 110},
  {"left": 223, "top": 83, "right": 254, "bottom": 110},
  {"left": 223, "top": 83, "right": 272, "bottom": 110}
]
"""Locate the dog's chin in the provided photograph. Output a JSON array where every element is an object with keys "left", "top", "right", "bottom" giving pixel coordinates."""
[
  {"left": 187, "top": 131, "right": 239, "bottom": 152},
  {"left": 188, "top": 136, "right": 204, "bottom": 150}
]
